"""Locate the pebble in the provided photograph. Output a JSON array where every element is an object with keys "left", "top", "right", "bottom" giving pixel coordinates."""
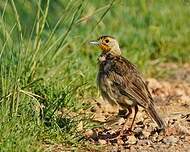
[
  {"left": 76, "top": 121, "right": 83, "bottom": 132},
  {"left": 157, "top": 135, "right": 164, "bottom": 142},
  {"left": 127, "top": 135, "right": 137, "bottom": 145},
  {"left": 138, "top": 139, "right": 151, "bottom": 146},
  {"left": 134, "top": 127, "right": 143, "bottom": 135},
  {"left": 134, "top": 127, "right": 144, "bottom": 139},
  {"left": 152, "top": 136, "right": 158, "bottom": 142},
  {"left": 118, "top": 118, "right": 125, "bottom": 125},
  {"left": 117, "top": 138, "right": 124, "bottom": 145},
  {"left": 98, "top": 139, "right": 107, "bottom": 145},
  {"left": 84, "top": 129, "right": 94, "bottom": 137},
  {"left": 84, "top": 129, "right": 98, "bottom": 140},
  {"left": 162, "top": 136, "right": 178, "bottom": 145},
  {"left": 176, "top": 123, "right": 190, "bottom": 135},
  {"left": 184, "top": 136, "right": 190, "bottom": 143},
  {"left": 180, "top": 135, "right": 185, "bottom": 139},
  {"left": 143, "top": 131, "right": 151, "bottom": 138}
]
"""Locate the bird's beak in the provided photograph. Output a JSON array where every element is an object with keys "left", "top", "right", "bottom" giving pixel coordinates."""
[{"left": 89, "top": 40, "right": 100, "bottom": 46}]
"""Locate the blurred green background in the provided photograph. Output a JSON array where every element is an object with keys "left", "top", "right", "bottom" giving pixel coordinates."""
[{"left": 0, "top": 0, "right": 190, "bottom": 151}]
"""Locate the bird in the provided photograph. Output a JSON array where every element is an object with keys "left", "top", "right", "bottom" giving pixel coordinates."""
[{"left": 89, "top": 35, "right": 165, "bottom": 134}]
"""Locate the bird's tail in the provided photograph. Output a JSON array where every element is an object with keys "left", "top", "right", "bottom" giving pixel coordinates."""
[{"left": 146, "top": 103, "right": 165, "bottom": 129}]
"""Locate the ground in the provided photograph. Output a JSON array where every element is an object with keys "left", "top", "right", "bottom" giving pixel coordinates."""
[
  {"left": 1, "top": 1, "right": 190, "bottom": 151},
  {"left": 82, "top": 63, "right": 190, "bottom": 152}
]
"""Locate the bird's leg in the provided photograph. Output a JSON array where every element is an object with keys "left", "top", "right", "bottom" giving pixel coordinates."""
[
  {"left": 129, "top": 105, "right": 138, "bottom": 130},
  {"left": 120, "top": 107, "right": 132, "bottom": 136}
]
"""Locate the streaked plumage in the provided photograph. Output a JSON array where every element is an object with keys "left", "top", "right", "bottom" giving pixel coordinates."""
[{"left": 90, "top": 36, "right": 165, "bottom": 132}]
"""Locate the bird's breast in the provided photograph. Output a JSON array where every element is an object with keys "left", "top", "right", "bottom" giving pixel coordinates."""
[
  {"left": 99, "top": 60, "right": 113, "bottom": 74},
  {"left": 97, "top": 59, "right": 114, "bottom": 91}
]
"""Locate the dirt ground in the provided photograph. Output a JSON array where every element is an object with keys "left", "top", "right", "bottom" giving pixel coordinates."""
[
  {"left": 84, "top": 63, "right": 190, "bottom": 152},
  {"left": 43, "top": 63, "right": 190, "bottom": 152}
]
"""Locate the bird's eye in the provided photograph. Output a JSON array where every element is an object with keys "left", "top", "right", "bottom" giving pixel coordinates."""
[{"left": 105, "top": 39, "right": 109, "bottom": 43}]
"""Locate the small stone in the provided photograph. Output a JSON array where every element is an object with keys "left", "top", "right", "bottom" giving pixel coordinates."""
[
  {"left": 178, "top": 140, "right": 183, "bottom": 145},
  {"left": 84, "top": 130, "right": 93, "bottom": 137},
  {"left": 136, "top": 120, "right": 144, "bottom": 125},
  {"left": 107, "top": 129, "right": 116, "bottom": 134},
  {"left": 110, "top": 146, "right": 119, "bottom": 152},
  {"left": 165, "top": 126, "right": 177, "bottom": 136},
  {"left": 98, "top": 139, "right": 107, "bottom": 145},
  {"left": 138, "top": 139, "right": 151, "bottom": 146},
  {"left": 76, "top": 121, "right": 83, "bottom": 132},
  {"left": 147, "top": 78, "right": 162, "bottom": 90},
  {"left": 90, "top": 107, "right": 96, "bottom": 112},
  {"left": 130, "top": 146, "right": 136, "bottom": 152},
  {"left": 134, "top": 127, "right": 143, "bottom": 135},
  {"left": 117, "top": 138, "right": 124, "bottom": 145},
  {"left": 180, "top": 135, "right": 185, "bottom": 139},
  {"left": 127, "top": 135, "right": 137, "bottom": 145},
  {"left": 176, "top": 124, "right": 190, "bottom": 135},
  {"left": 84, "top": 129, "right": 97, "bottom": 140},
  {"left": 184, "top": 136, "right": 190, "bottom": 143},
  {"left": 157, "top": 135, "right": 164, "bottom": 142},
  {"left": 118, "top": 118, "right": 125, "bottom": 125},
  {"left": 134, "top": 127, "right": 143, "bottom": 139},
  {"left": 93, "top": 113, "right": 106, "bottom": 122},
  {"left": 162, "top": 136, "right": 178, "bottom": 145},
  {"left": 143, "top": 131, "right": 151, "bottom": 138},
  {"left": 151, "top": 136, "right": 158, "bottom": 142}
]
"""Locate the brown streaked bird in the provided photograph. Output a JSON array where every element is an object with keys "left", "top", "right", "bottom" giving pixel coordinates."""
[{"left": 90, "top": 35, "right": 165, "bottom": 134}]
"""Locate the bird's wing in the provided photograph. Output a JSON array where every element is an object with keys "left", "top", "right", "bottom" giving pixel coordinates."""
[{"left": 108, "top": 56, "right": 153, "bottom": 108}]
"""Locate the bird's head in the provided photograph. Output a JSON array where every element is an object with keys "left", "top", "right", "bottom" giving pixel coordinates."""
[{"left": 90, "top": 35, "right": 121, "bottom": 55}]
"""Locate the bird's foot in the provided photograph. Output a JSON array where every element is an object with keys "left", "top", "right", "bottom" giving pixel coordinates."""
[{"left": 107, "top": 128, "right": 132, "bottom": 141}]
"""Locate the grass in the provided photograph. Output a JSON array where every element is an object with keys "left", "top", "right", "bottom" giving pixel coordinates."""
[{"left": 0, "top": 0, "right": 190, "bottom": 151}]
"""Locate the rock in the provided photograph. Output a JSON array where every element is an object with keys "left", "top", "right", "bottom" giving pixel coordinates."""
[
  {"left": 176, "top": 124, "right": 190, "bottom": 135},
  {"left": 165, "top": 126, "right": 178, "bottom": 136},
  {"left": 138, "top": 139, "right": 151, "bottom": 146},
  {"left": 98, "top": 139, "right": 107, "bottom": 145},
  {"left": 134, "top": 127, "right": 143, "bottom": 133},
  {"left": 118, "top": 118, "right": 125, "bottom": 125},
  {"left": 147, "top": 78, "right": 162, "bottom": 90},
  {"left": 184, "top": 136, "right": 190, "bottom": 143},
  {"left": 97, "top": 97, "right": 119, "bottom": 114},
  {"left": 76, "top": 121, "right": 83, "bottom": 132},
  {"left": 180, "top": 135, "right": 185, "bottom": 139},
  {"left": 90, "top": 106, "right": 97, "bottom": 112},
  {"left": 130, "top": 146, "right": 137, "bottom": 152},
  {"left": 133, "top": 127, "right": 143, "bottom": 139},
  {"left": 135, "top": 120, "right": 144, "bottom": 126},
  {"left": 84, "top": 129, "right": 93, "bottom": 137},
  {"left": 149, "top": 132, "right": 159, "bottom": 142},
  {"left": 162, "top": 136, "right": 178, "bottom": 145},
  {"left": 143, "top": 131, "right": 151, "bottom": 138},
  {"left": 84, "top": 129, "right": 98, "bottom": 140},
  {"left": 93, "top": 113, "right": 106, "bottom": 122},
  {"left": 127, "top": 135, "right": 137, "bottom": 145},
  {"left": 117, "top": 138, "right": 124, "bottom": 145},
  {"left": 157, "top": 135, "right": 164, "bottom": 142}
]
